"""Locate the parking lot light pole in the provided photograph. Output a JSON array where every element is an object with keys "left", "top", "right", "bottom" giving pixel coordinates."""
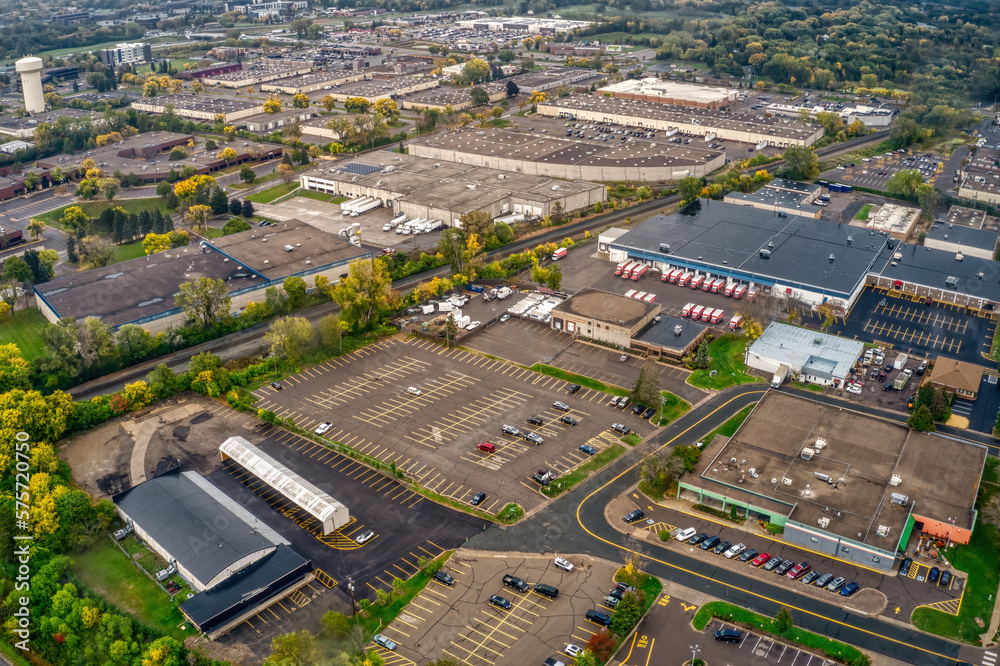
[
  {"left": 690, "top": 644, "right": 700, "bottom": 664},
  {"left": 659, "top": 394, "right": 666, "bottom": 425}
]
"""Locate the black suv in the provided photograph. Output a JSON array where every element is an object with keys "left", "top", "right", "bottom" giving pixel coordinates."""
[
  {"left": 434, "top": 571, "right": 454, "bottom": 586},
  {"left": 623, "top": 509, "right": 645, "bottom": 524},
  {"left": 568, "top": 384, "right": 582, "bottom": 395}
]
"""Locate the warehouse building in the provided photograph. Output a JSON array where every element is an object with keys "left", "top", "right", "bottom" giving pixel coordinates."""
[
  {"left": 549, "top": 288, "right": 660, "bottom": 347},
  {"left": 957, "top": 146, "right": 1000, "bottom": 206},
  {"left": 201, "top": 60, "right": 313, "bottom": 87},
  {"left": 260, "top": 70, "right": 366, "bottom": 94},
  {"left": 630, "top": 315, "right": 707, "bottom": 360},
  {"left": 538, "top": 96, "right": 825, "bottom": 148},
  {"left": 113, "top": 468, "right": 312, "bottom": 635},
  {"left": 457, "top": 16, "right": 591, "bottom": 34},
  {"left": 923, "top": 222, "right": 998, "bottom": 261},
  {"left": 609, "top": 200, "right": 887, "bottom": 310},
  {"left": 300, "top": 153, "right": 605, "bottom": 224},
  {"left": 860, "top": 203, "right": 920, "bottom": 240},
  {"left": 680, "top": 391, "right": 986, "bottom": 572},
  {"left": 597, "top": 78, "right": 738, "bottom": 109},
  {"left": 35, "top": 221, "right": 369, "bottom": 333},
  {"left": 408, "top": 127, "right": 726, "bottom": 181},
  {"left": 745, "top": 322, "right": 863, "bottom": 388},
  {"left": 723, "top": 178, "right": 821, "bottom": 218},
  {"left": 242, "top": 109, "right": 315, "bottom": 133},
  {"left": 509, "top": 66, "right": 595, "bottom": 92},
  {"left": 130, "top": 94, "right": 264, "bottom": 123},
  {"left": 320, "top": 75, "right": 439, "bottom": 102}
]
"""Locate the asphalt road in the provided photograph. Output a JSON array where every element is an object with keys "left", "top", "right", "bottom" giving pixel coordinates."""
[{"left": 466, "top": 385, "right": 983, "bottom": 666}]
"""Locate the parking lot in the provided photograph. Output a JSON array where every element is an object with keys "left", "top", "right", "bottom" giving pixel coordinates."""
[
  {"left": 822, "top": 149, "right": 946, "bottom": 192},
  {"left": 370, "top": 552, "right": 624, "bottom": 666},
  {"left": 251, "top": 336, "right": 650, "bottom": 515},
  {"left": 829, "top": 287, "right": 995, "bottom": 367}
]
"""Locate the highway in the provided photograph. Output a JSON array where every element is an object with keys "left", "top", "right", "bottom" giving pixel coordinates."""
[
  {"left": 467, "top": 385, "right": 984, "bottom": 666},
  {"left": 68, "top": 193, "right": 681, "bottom": 400}
]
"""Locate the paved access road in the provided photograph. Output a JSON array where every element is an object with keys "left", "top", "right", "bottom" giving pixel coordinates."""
[{"left": 466, "top": 385, "right": 983, "bottom": 666}]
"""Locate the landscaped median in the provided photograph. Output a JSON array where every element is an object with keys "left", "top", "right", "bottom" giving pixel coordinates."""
[
  {"left": 529, "top": 363, "right": 630, "bottom": 397},
  {"left": 543, "top": 444, "right": 626, "bottom": 498},
  {"left": 693, "top": 601, "right": 871, "bottom": 666},
  {"left": 688, "top": 335, "right": 764, "bottom": 390}
]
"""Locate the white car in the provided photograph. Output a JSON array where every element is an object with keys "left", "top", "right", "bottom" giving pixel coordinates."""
[
  {"left": 467, "top": 320, "right": 481, "bottom": 330},
  {"left": 846, "top": 384, "right": 862, "bottom": 395},
  {"left": 554, "top": 557, "right": 574, "bottom": 571},
  {"left": 723, "top": 543, "right": 746, "bottom": 559},
  {"left": 314, "top": 422, "right": 333, "bottom": 435},
  {"left": 565, "top": 644, "right": 581, "bottom": 656},
  {"left": 356, "top": 529, "right": 375, "bottom": 544},
  {"left": 407, "top": 386, "right": 422, "bottom": 396}
]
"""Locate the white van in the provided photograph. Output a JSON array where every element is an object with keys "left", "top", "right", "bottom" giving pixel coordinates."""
[{"left": 675, "top": 527, "right": 697, "bottom": 542}]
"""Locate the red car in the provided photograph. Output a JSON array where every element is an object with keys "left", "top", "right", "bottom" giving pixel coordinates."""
[
  {"left": 787, "top": 562, "right": 811, "bottom": 579},
  {"left": 751, "top": 552, "right": 771, "bottom": 567}
]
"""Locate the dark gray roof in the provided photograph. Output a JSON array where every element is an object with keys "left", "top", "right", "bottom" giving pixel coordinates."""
[
  {"left": 767, "top": 178, "right": 821, "bottom": 195},
  {"left": 875, "top": 243, "right": 1000, "bottom": 302},
  {"left": 611, "top": 200, "right": 887, "bottom": 298},
  {"left": 633, "top": 315, "right": 705, "bottom": 352},
  {"left": 925, "top": 223, "right": 999, "bottom": 253},
  {"left": 113, "top": 469, "right": 287, "bottom": 586}
]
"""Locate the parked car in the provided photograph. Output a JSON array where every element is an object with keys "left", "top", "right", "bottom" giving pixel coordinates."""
[
  {"left": 568, "top": 384, "right": 582, "bottom": 395},
  {"left": 586, "top": 610, "right": 611, "bottom": 626},
  {"left": 610, "top": 396, "right": 622, "bottom": 407},
  {"left": 939, "top": 570, "right": 952, "bottom": 587},
  {"left": 471, "top": 491, "right": 486, "bottom": 506},
  {"left": 738, "top": 548, "right": 758, "bottom": 563},
  {"left": 762, "top": 556, "right": 783, "bottom": 571},
  {"left": 631, "top": 403, "right": 646, "bottom": 415},
  {"left": 715, "top": 629, "right": 742, "bottom": 643},
  {"left": 523, "top": 432, "right": 543, "bottom": 445},
  {"left": 840, "top": 582, "right": 860, "bottom": 597},
  {"left": 826, "top": 576, "right": 846, "bottom": 592},
  {"left": 814, "top": 573, "right": 834, "bottom": 588},
  {"left": 565, "top": 644, "right": 582, "bottom": 656},
  {"left": 899, "top": 558, "right": 912, "bottom": 576},
  {"left": 713, "top": 540, "right": 732, "bottom": 555},
  {"left": 618, "top": 397, "right": 631, "bottom": 410},
  {"left": 623, "top": 510, "right": 645, "bottom": 524},
  {"left": 612, "top": 423, "right": 630, "bottom": 435},
  {"left": 314, "top": 422, "right": 333, "bottom": 435},
  {"left": 560, "top": 415, "right": 579, "bottom": 426},
  {"left": 929, "top": 567, "right": 940, "bottom": 583},
  {"left": 751, "top": 552, "right": 771, "bottom": 567},
  {"left": 554, "top": 557, "right": 574, "bottom": 572},
  {"left": 800, "top": 571, "right": 820, "bottom": 585},
  {"left": 775, "top": 559, "right": 795, "bottom": 575},
  {"left": 373, "top": 634, "right": 396, "bottom": 650},
  {"left": 579, "top": 444, "right": 597, "bottom": 455},
  {"left": 688, "top": 533, "right": 708, "bottom": 545},
  {"left": 270, "top": 381, "right": 282, "bottom": 390},
  {"left": 489, "top": 595, "right": 511, "bottom": 610},
  {"left": 700, "top": 536, "right": 721, "bottom": 551},
  {"left": 434, "top": 570, "right": 455, "bottom": 586},
  {"left": 723, "top": 543, "right": 746, "bottom": 559},
  {"left": 499, "top": 314, "right": 511, "bottom": 323},
  {"left": 553, "top": 401, "right": 570, "bottom": 411},
  {"left": 503, "top": 574, "right": 529, "bottom": 592},
  {"left": 787, "top": 562, "right": 811, "bottom": 579},
  {"left": 406, "top": 386, "right": 422, "bottom": 396},
  {"left": 527, "top": 416, "right": 544, "bottom": 426},
  {"left": 641, "top": 407, "right": 656, "bottom": 419},
  {"left": 355, "top": 530, "right": 374, "bottom": 544}
]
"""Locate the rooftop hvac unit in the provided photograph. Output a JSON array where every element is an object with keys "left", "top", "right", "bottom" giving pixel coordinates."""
[
  {"left": 817, "top": 517, "right": 830, "bottom": 528},
  {"left": 800, "top": 447, "right": 815, "bottom": 461},
  {"left": 876, "top": 525, "right": 891, "bottom": 537},
  {"left": 759, "top": 249, "right": 771, "bottom": 259},
  {"left": 770, "top": 477, "right": 778, "bottom": 484},
  {"left": 781, "top": 477, "right": 792, "bottom": 486},
  {"left": 890, "top": 474, "right": 902, "bottom": 486},
  {"left": 814, "top": 438, "right": 827, "bottom": 451},
  {"left": 890, "top": 492, "right": 908, "bottom": 506},
  {"left": 815, "top": 472, "right": 830, "bottom": 482},
  {"left": 674, "top": 325, "right": 682, "bottom": 336},
  {"left": 748, "top": 468, "right": 759, "bottom": 478}
]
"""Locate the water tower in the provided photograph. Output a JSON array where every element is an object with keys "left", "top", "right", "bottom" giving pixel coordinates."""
[{"left": 16, "top": 57, "right": 44, "bottom": 114}]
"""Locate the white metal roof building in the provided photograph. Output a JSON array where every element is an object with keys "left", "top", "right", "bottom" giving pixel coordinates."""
[
  {"left": 220, "top": 436, "right": 349, "bottom": 534},
  {"left": 745, "top": 322, "right": 864, "bottom": 387}
]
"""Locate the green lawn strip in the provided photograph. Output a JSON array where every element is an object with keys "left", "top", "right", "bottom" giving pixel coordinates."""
[
  {"left": 201, "top": 227, "right": 224, "bottom": 239},
  {"left": 655, "top": 390, "right": 691, "bottom": 426},
  {"left": 0, "top": 308, "right": 50, "bottom": 361},
  {"left": 623, "top": 433, "right": 642, "bottom": 446},
  {"left": 294, "top": 189, "right": 342, "bottom": 203},
  {"left": 113, "top": 240, "right": 146, "bottom": 263},
  {"left": 543, "top": 444, "right": 626, "bottom": 497},
  {"left": 529, "top": 363, "right": 629, "bottom": 396},
  {"left": 70, "top": 537, "right": 195, "bottom": 641},
  {"left": 355, "top": 550, "right": 454, "bottom": 638},
  {"left": 0, "top": 640, "right": 32, "bottom": 666},
  {"left": 37, "top": 198, "right": 173, "bottom": 229},
  {"left": 688, "top": 335, "right": 764, "bottom": 390},
  {"left": 229, "top": 163, "right": 310, "bottom": 190},
  {"left": 854, "top": 204, "right": 873, "bottom": 220},
  {"left": 692, "top": 601, "right": 869, "bottom": 665},
  {"left": 706, "top": 405, "right": 755, "bottom": 442},
  {"left": 246, "top": 182, "right": 300, "bottom": 204},
  {"left": 789, "top": 381, "right": 824, "bottom": 393}
]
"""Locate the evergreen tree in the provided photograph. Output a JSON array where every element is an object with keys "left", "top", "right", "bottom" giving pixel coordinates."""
[
  {"left": 210, "top": 187, "right": 229, "bottom": 215},
  {"left": 693, "top": 340, "right": 711, "bottom": 369},
  {"left": 152, "top": 209, "right": 166, "bottom": 234},
  {"left": 163, "top": 212, "right": 175, "bottom": 232},
  {"left": 66, "top": 236, "right": 78, "bottom": 263},
  {"left": 139, "top": 210, "right": 153, "bottom": 235},
  {"left": 241, "top": 199, "right": 255, "bottom": 218},
  {"left": 281, "top": 153, "right": 293, "bottom": 166},
  {"left": 123, "top": 211, "right": 138, "bottom": 242},
  {"left": 229, "top": 198, "right": 243, "bottom": 216},
  {"left": 111, "top": 212, "right": 125, "bottom": 243}
]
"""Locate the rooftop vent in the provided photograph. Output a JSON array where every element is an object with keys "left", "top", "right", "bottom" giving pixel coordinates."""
[{"left": 674, "top": 324, "right": 682, "bottom": 336}]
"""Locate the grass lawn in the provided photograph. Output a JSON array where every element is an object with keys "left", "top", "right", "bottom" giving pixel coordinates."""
[
  {"left": 246, "top": 182, "right": 300, "bottom": 204},
  {"left": 37, "top": 198, "right": 173, "bottom": 230},
  {"left": 688, "top": 335, "right": 764, "bottom": 390},
  {"left": 0, "top": 308, "right": 50, "bottom": 361},
  {"left": 70, "top": 537, "right": 195, "bottom": 641},
  {"left": 482, "top": 118, "right": 512, "bottom": 128},
  {"left": 693, "top": 601, "right": 869, "bottom": 664},
  {"left": 201, "top": 227, "right": 224, "bottom": 239},
  {"left": 656, "top": 390, "right": 691, "bottom": 426},
  {"left": 707, "top": 405, "right": 755, "bottom": 442},
  {"left": 543, "top": 444, "right": 625, "bottom": 497},
  {"left": 294, "top": 189, "right": 346, "bottom": 203},
  {"left": 113, "top": 240, "right": 146, "bottom": 263},
  {"left": 854, "top": 203, "right": 873, "bottom": 220},
  {"left": 529, "top": 363, "right": 629, "bottom": 396},
  {"left": 229, "top": 163, "right": 310, "bottom": 190},
  {"left": 913, "top": 457, "right": 999, "bottom": 643}
]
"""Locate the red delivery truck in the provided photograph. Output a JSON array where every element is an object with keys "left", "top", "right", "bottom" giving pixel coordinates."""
[
  {"left": 690, "top": 275, "right": 704, "bottom": 290},
  {"left": 634, "top": 291, "right": 647, "bottom": 301},
  {"left": 711, "top": 279, "right": 724, "bottom": 294},
  {"left": 747, "top": 286, "right": 760, "bottom": 301},
  {"left": 710, "top": 309, "right": 725, "bottom": 324},
  {"left": 624, "top": 289, "right": 637, "bottom": 299},
  {"left": 733, "top": 284, "right": 748, "bottom": 300},
  {"left": 668, "top": 269, "right": 682, "bottom": 283},
  {"left": 552, "top": 247, "right": 568, "bottom": 260},
  {"left": 643, "top": 293, "right": 656, "bottom": 303},
  {"left": 615, "top": 261, "right": 629, "bottom": 276},
  {"left": 661, "top": 269, "right": 671, "bottom": 282},
  {"left": 678, "top": 271, "right": 692, "bottom": 287},
  {"left": 728, "top": 315, "right": 743, "bottom": 330},
  {"left": 690, "top": 305, "right": 705, "bottom": 320},
  {"left": 702, "top": 277, "right": 714, "bottom": 292},
  {"left": 700, "top": 307, "right": 714, "bottom": 322},
  {"left": 724, "top": 282, "right": 736, "bottom": 297},
  {"left": 632, "top": 265, "right": 649, "bottom": 280},
  {"left": 682, "top": 303, "right": 695, "bottom": 318},
  {"left": 620, "top": 261, "right": 635, "bottom": 278}
]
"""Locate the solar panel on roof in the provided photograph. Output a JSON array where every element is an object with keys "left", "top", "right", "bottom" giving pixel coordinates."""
[{"left": 342, "top": 162, "right": 384, "bottom": 176}]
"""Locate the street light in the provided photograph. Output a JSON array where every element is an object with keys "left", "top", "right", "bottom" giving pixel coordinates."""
[
  {"left": 690, "top": 643, "right": 700, "bottom": 664},
  {"left": 658, "top": 393, "right": 667, "bottom": 426}
]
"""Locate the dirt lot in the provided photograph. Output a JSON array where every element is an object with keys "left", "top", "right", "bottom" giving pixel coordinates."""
[
  {"left": 372, "top": 550, "right": 628, "bottom": 666},
  {"left": 252, "top": 336, "right": 651, "bottom": 515}
]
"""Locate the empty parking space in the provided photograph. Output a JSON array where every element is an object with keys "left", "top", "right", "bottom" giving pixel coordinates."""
[
  {"left": 376, "top": 552, "right": 622, "bottom": 666},
  {"left": 707, "top": 620, "right": 839, "bottom": 666},
  {"left": 251, "top": 336, "right": 648, "bottom": 515},
  {"left": 827, "top": 287, "right": 994, "bottom": 367}
]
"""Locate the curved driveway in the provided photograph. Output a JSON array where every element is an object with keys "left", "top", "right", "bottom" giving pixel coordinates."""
[{"left": 468, "top": 385, "right": 982, "bottom": 665}]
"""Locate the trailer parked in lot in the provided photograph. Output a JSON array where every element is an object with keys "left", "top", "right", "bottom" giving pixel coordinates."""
[
  {"left": 711, "top": 279, "right": 725, "bottom": 294},
  {"left": 682, "top": 303, "right": 695, "bottom": 317},
  {"left": 631, "top": 265, "right": 649, "bottom": 280},
  {"left": 710, "top": 308, "right": 725, "bottom": 324},
  {"left": 728, "top": 315, "right": 743, "bottom": 330},
  {"left": 351, "top": 198, "right": 383, "bottom": 216},
  {"left": 678, "top": 271, "right": 692, "bottom": 287},
  {"left": 624, "top": 289, "right": 638, "bottom": 299},
  {"left": 642, "top": 293, "right": 656, "bottom": 303},
  {"left": 689, "top": 274, "right": 704, "bottom": 290},
  {"left": 700, "top": 307, "right": 715, "bottom": 323},
  {"left": 690, "top": 305, "right": 705, "bottom": 320},
  {"left": 733, "top": 284, "right": 747, "bottom": 299},
  {"left": 668, "top": 269, "right": 682, "bottom": 283},
  {"left": 633, "top": 291, "right": 647, "bottom": 301},
  {"left": 620, "top": 261, "right": 635, "bottom": 278},
  {"left": 724, "top": 282, "right": 736, "bottom": 297},
  {"left": 615, "top": 261, "right": 629, "bottom": 276}
]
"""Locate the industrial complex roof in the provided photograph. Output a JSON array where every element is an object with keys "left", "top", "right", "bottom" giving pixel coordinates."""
[
  {"left": 132, "top": 93, "right": 262, "bottom": 113},
  {"left": 924, "top": 222, "right": 999, "bottom": 253},
  {"left": 551, "top": 288, "right": 658, "bottom": 328},
  {"left": 692, "top": 391, "right": 986, "bottom": 549},
  {"left": 597, "top": 78, "right": 738, "bottom": 105},
  {"left": 633, "top": 315, "right": 705, "bottom": 353},
  {"left": 409, "top": 127, "right": 722, "bottom": 169},
  {"left": 113, "top": 469, "right": 288, "bottom": 586},
  {"left": 747, "top": 322, "right": 863, "bottom": 381},
  {"left": 611, "top": 200, "right": 888, "bottom": 297},
  {"left": 874, "top": 241, "right": 1000, "bottom": 302},
  {"left": 540, "top": 96, "right": 821, "bottom": 142}
]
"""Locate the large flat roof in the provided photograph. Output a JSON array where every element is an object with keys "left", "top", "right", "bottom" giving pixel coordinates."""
[
  {"left": 873, "top": 241, "right": 1000, "bottom": 302},
  {"left": 612, "top": 200, "right": 887, "bottom": 297},
  {"left": 113, "top": 469, "right": 288, "bottom": 586},
  {"left": 540, "top": 96, "right": 820, "bottom": 142},
  {"left": 598, "top": 78, "right": 737, "bottom": 104},
  {"left": 633, "top": 315, "right": 704, "bottom": 352},
  {"left": 551, "top": 287, "right": 658, "bottom": 327},
  {"left": 693, "top": 391, "right": 985, "bottom": 548},
  {"left": 925, "top": 221, "right": 999, "bottom": 252},
  {"left": 131, "top": 93, "right": 261, "bottom": 113},
  {"left": 409, "top": 127, "right": 722, "bottom": 169},
  {"left": 747, "top": 322, "right": 864, "bottom": 380}
]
